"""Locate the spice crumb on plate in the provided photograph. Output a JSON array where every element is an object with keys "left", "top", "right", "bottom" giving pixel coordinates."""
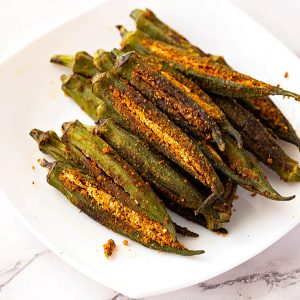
[
  {"left": 284, "top": 71, "right": 289, "bottom": 78},
  {"left": 123, "top": 240, "right": 129, "bottom": 246},
  {"left": 103, "top": 239, "right": 116, "bottom": 258}
]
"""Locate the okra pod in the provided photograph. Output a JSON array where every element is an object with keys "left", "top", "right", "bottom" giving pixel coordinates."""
[
  {"left": 220, "top": 135, "right": 294, "bottom": 200},
  {"left": 92, "top": 70, "right": 224, "bottom": 207},
  {"left": 41, "top": 160, "right": 203, "bottom": 255},
  {"left": 214, "top": 96, "right": 300, "bottom": 181},
  {"left": 131, "top": 12, "right": 300, "bottom": 148},
  {"left": 95, "top": 118, "right": 207, "bottom": 212},
  {"left": 120, "top": 30, "right": 300, "bottom": 101},
  {"left": 111, "top": 49, "right": 225, "bottom": 150},
  {"left": 160, "top": 176, "right": 236, "bottom": 231},
  {"left": 61, "top": 120, "right": 176, "bottom": 238},
  {"left": 237, "top": 96, "right": 300, "bottom": 149}
]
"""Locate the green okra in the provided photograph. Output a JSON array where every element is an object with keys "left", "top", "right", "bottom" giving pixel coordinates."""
[
  {"left": 30, "top": 129, "right": 69, "bottom": 162},
  {"left": 51, "top": 51, "right": 98, "bottom": 78},
  {"left": 159, "top": 176, "right": 236, "bottom": 231},
  {"left": 197, "top": 135, "right": 293, "bottom": 200},
  {"left": 111, "top": 49, "right": 225, "bottom": 151},
  {"left": 61, "top": 120, "right": 176, "bottom": 238},
  {"left": 131, "top": 11, "right": 300, "bottom": 149},
  {"left": 237, "top": 96, "right": 300, "bottom": 149},
  {"left": 118, "top": 28, "right": 243, "bottom": 147},
  {"left": 120, "top": 30, "right": 300, "bottom": 101},
  {"left": 95, "top": 118, "right": 207, "bottom": 213},
  {"left": 41, "top": 159, "right": 203, "bottom": 255},
  {"left": 30, "top": 129, "right": 232, "bottom": 232},
  {"left": 55, "top": 51, "right": 290, "bottom": 201},
  {"left": 214, "top": 96, "right": 300, "bottom": 181},
  {"left": 30, "top": 128, "right": 137, "bottom": 207},
  {"left": 92, "top": 70, "right": 224, "bottom": 208},
  {"left": 61, "top": 74, "right": 122, "bottom": 123},
  {"left": 220, "top": 135, "right": 294, "bottom": 200},
  {"left": 30, "top": 128, "right": 201, "bottom": 236}
]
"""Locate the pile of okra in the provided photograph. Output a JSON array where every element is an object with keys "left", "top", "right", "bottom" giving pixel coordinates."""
[{"left": 30, "top": 9, "right": 300, "bottom": 256}]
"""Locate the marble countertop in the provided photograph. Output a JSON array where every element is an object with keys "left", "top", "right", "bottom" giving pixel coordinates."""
[{"left": 1, "top": 1, "right": 300, "bottom": 299}]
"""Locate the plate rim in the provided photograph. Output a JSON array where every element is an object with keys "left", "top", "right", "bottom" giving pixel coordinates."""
[{"left": 0, "top": 0, "right": 300, "bottom": 297}]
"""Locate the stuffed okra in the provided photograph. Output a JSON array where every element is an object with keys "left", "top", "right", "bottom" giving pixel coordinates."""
[
  {"left": 92, "top": 70, "right": 224, "bottom": 208},
  {"left": 40, "top": 159, "right": 203, "bottom": 255}
]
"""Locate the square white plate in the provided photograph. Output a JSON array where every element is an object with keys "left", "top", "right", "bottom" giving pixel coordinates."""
[{"left": 1, "top": 0, "right": 300, "bottom": 297}]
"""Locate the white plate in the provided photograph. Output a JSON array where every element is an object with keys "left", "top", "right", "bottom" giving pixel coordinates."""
[{"left": 1, "top": 0, "right": 300, "bottom": 297}]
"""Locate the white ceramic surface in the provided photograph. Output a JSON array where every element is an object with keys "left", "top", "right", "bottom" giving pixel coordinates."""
[{"left": 1, "top": 0, "right": 300, "bottom": 298}]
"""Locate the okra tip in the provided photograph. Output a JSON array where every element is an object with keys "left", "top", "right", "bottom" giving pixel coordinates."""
[
  {"left": 129, "top": 9, "right": 144, "bottom": 21},
  {"left": 38, "top": 158, "right": 56, "bottom": 171},
  {"left": 61, "top": 121, "right": 74, "bottom": 134},
  {"left": 50, "top": 54, "right": 75, "bottom": 68},
  {"left": 222, "top": 120, "right": 243, "bottom": 148},
  {"left": 60, "top": 74, "right": 72, "bottom": 85},
  {"left": 115, "top": 25, "right": 131, "bottom": 39},
  {"left": 29, "top": 128, "right": 46, "bottom": 144}
]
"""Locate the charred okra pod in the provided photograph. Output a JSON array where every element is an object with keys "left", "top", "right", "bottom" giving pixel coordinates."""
[
  {"left": 214, "top": 96, "right": 300, "bottom": 181},
  {"left": 120, "top": 30, "right": 300, "bottom": 101},
  {"left": 237, "top": 96, "right": 300, "bottom": 149},
  {"left": 41, "top": 160, "right": 203, "bottom": 255},
  {"left": 197, "top": 136, "right": 294, "bottom": 200},
  {"left": 92, "top": 70, "right": 224, "bottom": 208},
  {"left": 220, "top": 135, "right": 294, "bottom": 200},
  {"left": 111, "top": 49, "right": 225, "bottom": 150},
  {"left": 61, "top": 120, "right": 176, "bottom": 238},
  {"left": 130, "top": 11, "right": 300, "bottom": 149},
  {"left": 57, "top": 56, "right": 289, "bottom": 201}
]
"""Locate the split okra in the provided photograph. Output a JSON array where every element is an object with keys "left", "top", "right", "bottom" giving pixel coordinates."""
[{"left": 30, "top": 8, "right": 300, "bottom": 256}]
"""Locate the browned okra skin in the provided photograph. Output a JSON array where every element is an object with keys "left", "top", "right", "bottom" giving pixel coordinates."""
[
  {"left": 92, "top": 70, "right": 224, "bottom": 208},
  {"left": 111, "top": 50, "right": 225, "bottom": 151},
  {"left": 158, "top": 176, "right": 236, "bottom": 231},
  {"left": 61, "top": 120, "right": 177, "bottom": 238},
  {"left": 130, "top": 9, "right": 300, "bottom": 149},
  {"left": 42, "top": 160, "right": 203, "bottom": 255},
  {"left": 214, "top": 96, "right": 300, "bottom": 181}
]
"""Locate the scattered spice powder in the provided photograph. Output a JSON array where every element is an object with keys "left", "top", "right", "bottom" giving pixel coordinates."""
[
  {"left": 32, "top": 165, "right": 35, "bottom": 170},
  {"left": 103, "top": 239, "right": 116, "bottom": 258},
  {"left": 233, "top": 194, "right": 239, "bottom": 201},
  {"left": 102, "top": 146, "right": 113, "bottom": 154},
  {"left": 123, "top": 240, "right": 129, "bottom": 246},
  {"left": 284, "top": 72, "right": 289, "bottom": 78}
]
